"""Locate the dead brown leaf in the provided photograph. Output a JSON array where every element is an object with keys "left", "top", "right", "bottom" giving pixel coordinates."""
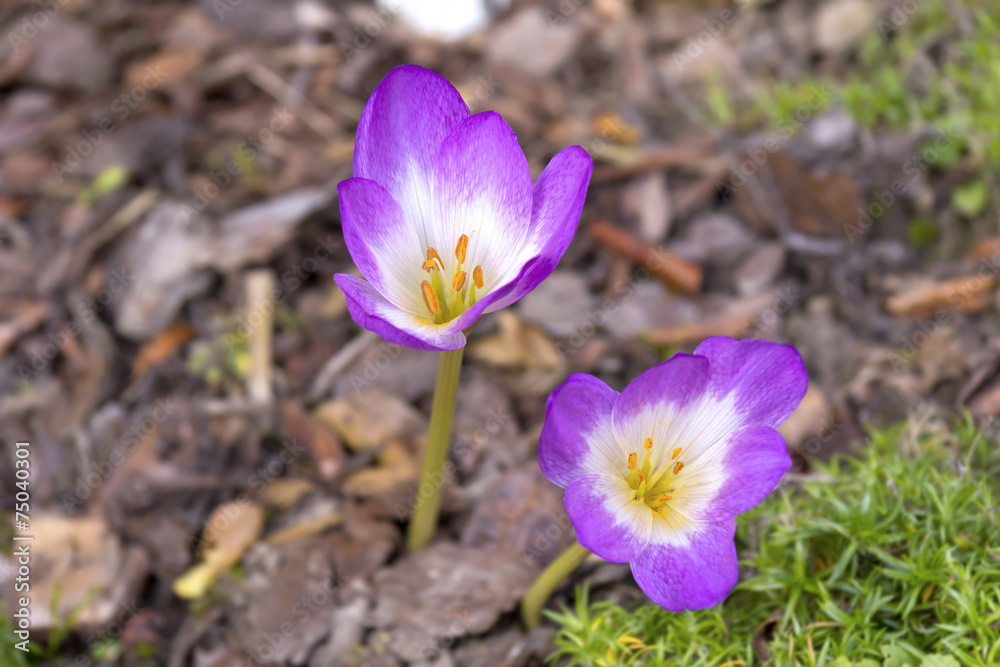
[
  {"left": 588, "top": 220, "right": 702, "bottom": 295},
  {"left": 468, "top": 311, "right": 564, "bottom": 370},
  {"left": 0, "top": 514, "right": 149, "bottom": 633},
  {"left": 130, "top": 322, "right": 195, "bottom": 384},
  {"left": 280, "top": 399, "right": 346, "bottom": 480},
  {"left": 172, "top": 501, "right": 264, "bottom": 599},
  {"left": 884, "top": 275, "right": 996, "bottom": 319},
  {"left": 314, "top": 389, "right": 425, "bottom": 452}
]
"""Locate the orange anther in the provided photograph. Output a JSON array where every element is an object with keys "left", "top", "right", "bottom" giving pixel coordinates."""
[
  {"left": 421, "top": 280, "right": 440, "bottom": 315},
  {"left": 455, "top": 234, "right": 469, "bottom": 263}
]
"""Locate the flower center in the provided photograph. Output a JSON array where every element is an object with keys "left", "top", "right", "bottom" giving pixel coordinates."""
[
  {"left": 419, "top": 234, "right": 485, "bottom": 325},
  {"left": 625, "top": 438, "right": 685, "bottom": 518}
]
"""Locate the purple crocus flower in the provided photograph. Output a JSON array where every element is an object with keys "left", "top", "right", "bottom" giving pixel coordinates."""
[
  {"left": 334, "top": 65, "right": 593, "bottom": 351},
  {"left": 538, "top": 337, "right": 808, "bottom": 611}
]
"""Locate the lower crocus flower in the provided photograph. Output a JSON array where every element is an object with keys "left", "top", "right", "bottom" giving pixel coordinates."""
[
  {"left": 335, "top": 65, "right": 593, "bottom": 351},
  {"left": 538, "top": 337, "right": 808, "bottom": 611}
]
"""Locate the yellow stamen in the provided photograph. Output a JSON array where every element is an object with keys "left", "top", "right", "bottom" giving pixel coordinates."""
[
  {"left": 673, "top": 461, "right": 684, "bottom": 475},
  {"left": 421, "top": 280, "right": 440, "bottom": 315},
  {"left": 644, "top": 437, "right": 653, "bottom": 451},
  {"left": 422, "top": 259, "right": 437, "bottom": 272},
  {"left": 453, "top": 270, "right": 467, "bottom": 292},
  {"left": 657, "top": 494, "right": 671, "bottom": 503},
  {"left": 427, "top": 247, "right": 442, "bottom": 264},
  {"left": 671, "top": 447, "right": 683, "bottom": 460},
  {"left": 473, "top": 265, "right": 484, "bottom": 289},
  {"left": 455, "top": 234, "right": 469, "bottom": 263},
  {"left": 636, "top": 470, "right": 645, "bottom": 483},
  {"left": 627, "top": 453, "right": 637, "bottom": 470}
]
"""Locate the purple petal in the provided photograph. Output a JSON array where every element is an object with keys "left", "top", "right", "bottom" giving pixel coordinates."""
[
  {"left": 694, "top": 337, "right": 808, "bottom": 429},
  {"left": 485, "top": 145, "right": 593, "bottom": 312},
  {"left": 431, "top": 111, "right": 532, "bottom": 288},
  {"left": 354, "top": 65, "right": 469, "bottom": 207},
  {"left": 612, "top": 354, "right": 710, "bottom": 447},
  {"left": 565, "top": 473, "right": 652, "bottom": 563},
  {"left": 338, "top": 178, "right": 422, "bottom": 310},
  {"left": 538, "top": 374, "right": 618, "bottom": 488},
  {"left": 335, "top": 274, "right": 465, "bottom": 351},
  {"left": 701, "top": 425, "right": 791, "bottom": 520},
  {"left": 631, "top": 520, "right": 738, "bottom": 611}
]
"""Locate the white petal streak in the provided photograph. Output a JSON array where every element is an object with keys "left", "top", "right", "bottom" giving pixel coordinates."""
[
  {"left": 663, "top": 391, "right": 744, "bottom": 469},
  {"left": 372, "top": 160, "right": 435, "bottom": 314},
  {"left": 430, "top": 190, "right": 529, "bottom": 294},
  {"left": 613, "top": 391, "right": 746, "bottom": 537},
  {"left": 594, "top": 473, "right": 654, "bottom": 541},
  {"left": 647, "top": 514, "right": 710, "bottom": 549},
  {"left": 378, "top": 159, "right": 531, "bottom": 309},
  {"left": 582, "top": 415, "right": 632, "bottom": 478}
]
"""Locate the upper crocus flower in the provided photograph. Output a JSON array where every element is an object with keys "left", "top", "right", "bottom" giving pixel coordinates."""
[
  {"left": 335, "top": 65, "right": 593, "bottom": 351},
  {"left": 538, "top": 337, "right": 808, "bottom": 611}
]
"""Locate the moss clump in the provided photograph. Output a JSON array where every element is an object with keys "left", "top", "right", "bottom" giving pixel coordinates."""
[{"left": 547, "top": 415, "right": 1000, "bottom": 666}]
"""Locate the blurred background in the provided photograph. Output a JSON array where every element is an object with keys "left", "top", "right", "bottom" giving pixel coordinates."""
[{"left": 0, "top": 0, "right": 999, "bottom": 664}]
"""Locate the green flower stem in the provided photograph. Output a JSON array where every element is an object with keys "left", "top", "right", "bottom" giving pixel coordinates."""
[
  {"left": 522, "top": 541, "right": 591, "bottom": 630},
  {"left": 406, "top": 347, "right": 464, "bottom": 552}
]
